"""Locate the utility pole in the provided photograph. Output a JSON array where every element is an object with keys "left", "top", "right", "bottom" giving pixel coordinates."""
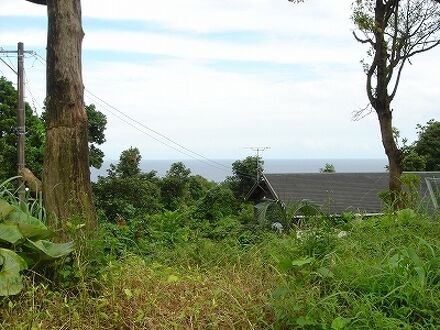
[
  {"left": 246, "top": 146, "right": 270, "bottom": 182},
  {"left": 17, "top": 42, "right": 25, "bottom": 199},
  {"left": 0, "top": 42, "right": 33, "bottom": 200}
]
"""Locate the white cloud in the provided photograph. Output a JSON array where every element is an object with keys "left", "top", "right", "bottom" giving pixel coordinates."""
[
  {"left": 3, "top": 0, "right": 353, "bottom": 37},
  {"left": 80, "top": 58, "right": 382, "bottom": 159},
  {"left": 83, "top": 29, "right": 362, "bottom": 65},
  {"left": 1, "top": 0, "right": 439, "bottom": 162}
]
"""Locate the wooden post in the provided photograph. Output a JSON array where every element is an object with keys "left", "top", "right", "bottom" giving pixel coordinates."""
[{"left": 17, "top": 42, "right": 26, "bottom": 201}]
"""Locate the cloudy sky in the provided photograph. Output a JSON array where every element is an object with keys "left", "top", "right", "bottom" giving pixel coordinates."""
[{"left": 1, "top": 0, "right": 439, "bottom": 164}]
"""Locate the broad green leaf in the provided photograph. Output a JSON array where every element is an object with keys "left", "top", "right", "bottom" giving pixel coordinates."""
[
  {"left": 0, "top": 223, "right": 23, "bottom": 244},
  {"left": 296, "top": 316, "right": 317, "bottom": 327},
  {"left": 166, "top": 274, "right": 179, "bottom": 283},
  {"left": 279, "top": 257, "right": 315, "bottom": 273},
  {"left": 388, "top": 253, "right": 402, "bottom": 269},
  {"left": 0, "top": 200, "right": 14, "bottom": 219},
  {"left": 5, "top": 209, "right": 53, "bottom": 240},
  {"left": 0, "top": 248, "right": 27, "bottom": 296},
  {"left": 291, "top": 257, "right": 315, "bottom": 267},
  {"left": 278, "top": 258, "right": 294, "bottom": 273},
  {"left": 406, "top": 247, "right": 423, "bottom": 268},
  {"left": 254, "top": 201, "right": 274, "bottom": 225},
  {"left": 317, "top": 267, "right": 334, "bottom": 278},
  {"left": 124, "top": 288, "right": 133, "bottom": 298},
  {"left": 25, "top": 239, "right": 74, "bottom": 260},
  {"left": 332, "top": 316, "right": 350, "bottom": 330},
  {"left": 396, "top": 208, "right": 417, "bottom": 222},
  {"left": 272, "top": 287, "right": 289, "bottom": 299}
]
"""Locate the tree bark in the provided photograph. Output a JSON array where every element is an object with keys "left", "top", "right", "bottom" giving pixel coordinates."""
[
  {"left": 377, "top": 110, "right": 402, "bottom": 191},
  {"left": 372, "top": 0, "right": 403, "bottom": 205},
  {"left": 43, "top": 0, "right": 96, "bottom": 234}
]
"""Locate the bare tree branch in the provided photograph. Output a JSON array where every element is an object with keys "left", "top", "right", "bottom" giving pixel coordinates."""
[
  {"left": 352, "top": 103, "right": 374, "bottom": 121},
  {"left": 353, "top": 31, "right": 376, "bottom": 46},
  {"left": 366, "top": 56, "right": 378, "bottom": 106}
]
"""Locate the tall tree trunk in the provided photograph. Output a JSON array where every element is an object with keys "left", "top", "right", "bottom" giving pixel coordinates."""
[
  {"left": 43, "top": 0, "right": 96, "bottom": 234},
  {"left": 377, "top": 110, "right": 402, "bottom": 193},
  {"left": 373, "top": 0, "right": 403, "bottom": 206}
]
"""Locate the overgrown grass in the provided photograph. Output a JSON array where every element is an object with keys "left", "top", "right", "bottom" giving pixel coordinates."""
[{"left": 2, "top": 210, "right": 440, "bottom": 329}]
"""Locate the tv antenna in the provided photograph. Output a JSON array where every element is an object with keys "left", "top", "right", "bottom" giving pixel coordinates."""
[{"left": 245, "top": 146, "right": 270, "bottom": 181}]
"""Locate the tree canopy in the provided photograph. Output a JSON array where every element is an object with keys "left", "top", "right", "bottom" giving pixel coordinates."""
[
  {"left": 86, "top": 104, "right": 107, "bottom": 169},
  {"left": 352, "top": 0, "right": 440, "bottom": 199},
  {"left": 227, "top": 156, "right": 264, "bottom": 199},
  {"left": 414, "top": 119, "right": 440, "bottom": 170},
  {"left": 0, "top": 76, "right": 107, "bottom": 182},
  {"left": 0, "top": 77, "right": 45, "bottom": 181}
]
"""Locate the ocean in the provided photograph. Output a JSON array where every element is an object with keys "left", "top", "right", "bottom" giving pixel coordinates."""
[{"left": 91, "top": 158, "right": 388, "bottom": 182}]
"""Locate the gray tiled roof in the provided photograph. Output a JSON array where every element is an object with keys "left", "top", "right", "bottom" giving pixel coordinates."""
[{"left": 262, "top": 172, "right": 440, "bottom": 214}]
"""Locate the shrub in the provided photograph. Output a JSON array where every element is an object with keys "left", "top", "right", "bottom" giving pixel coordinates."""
[{"left": 0, "top": 180, "right": 73, "bottom": 296}]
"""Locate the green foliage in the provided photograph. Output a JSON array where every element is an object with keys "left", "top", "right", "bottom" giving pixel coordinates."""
[
  {"left": 254, "top": 200, "right": 288, "bottom": 230},
  {"left": 320, "top": 163, "right": 336, "bottom": 173},
  {"left": 160, "top": 162, "right": 191, "bottom": 210},
  {"left": 401, "top": 119, "right": 440, "bottom": 171},
  {"left": 402, "top": 148, "right": 426, "bottom": 171},
  {"left": 93, "top": 148, "right": 161, "bottom": 221},
  {"left": 193, "top": 185, "right": 238, "bottom": 222},
  {"left": 85, "top": 104, "right": 107, "bottom": 169},
  {"left": 352, "top": 0, "right": 375, "bottom": 32},
  {"left": 0, "top": 76, "right": 107, "bottom": 179},
  {"left": 414, "top": 119, "right": 440, "bottom": 171},
  {"left": 0, "top": 76, "right": 45, "bottom": 181},
  {"left": 187, "top": 175, "right": 215, "bottom": 201},
  {"left": 93, "top": 150, "right": 218, "bottom": 220},
  {"left": 227, "top": 156, "right": 264, "bottom": 199},
  {"left": 95, "top": 176, "right": 161, "bottom": 221},
  {"left": 3, "top": 206, "right": 440, "bottom": 328},
  {"left": 379, "top": 174, "right": 423, "bottom": 211},
  {"left": 0, "top": 188, "right": 73, "bottom": 296},
  {"left": 107, "top": 146, "right": 141, "bottom": 178}
]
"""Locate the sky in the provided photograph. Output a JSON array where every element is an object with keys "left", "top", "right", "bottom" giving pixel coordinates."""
[{"left": 1, "top": 0, "right": 439, "bottom": 164}]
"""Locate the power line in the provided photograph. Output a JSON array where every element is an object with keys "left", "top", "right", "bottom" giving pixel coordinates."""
[
  {"left": 29, "top": 51, "right": 231, "bottom": 172},
  {"left": 23, "top": 51, "right": 261, "bottom": 179},
  {"left": 24, "top": 71, "right": 42, "bottom": 112},
  {"left": 84, "top": 92, "right": 225, "bottom": 168},
  {"left": 0, "top": 56, "right": 17, "bottom": 75},
  {"left": 28, "top": 52, "right": 230, "bottom": 171},
  {"left": 84, "top": 89, "right": 231, "bottom": 171}
]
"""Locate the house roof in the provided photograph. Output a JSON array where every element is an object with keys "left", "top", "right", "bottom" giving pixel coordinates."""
[{"left": 247, "top": 172, "right": 440, "bottom": 214}]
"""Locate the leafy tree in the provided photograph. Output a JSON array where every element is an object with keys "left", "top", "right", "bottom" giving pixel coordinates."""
[
  {"left": 107, "top": 147, "right": 141, "bottom": 178},
  {"left": 188, "top": 175, "right": 216, "bottom": 201},
  {"left": 392, "top": 127, "right": 423, "bottom": 171},
  {"left": 93, "top": 147, "right": 161, "bottom": 221},
  {"left": 193, "top": 185, "right": 238, "bottom": 222},
  {"left": 26, "top": 0, "right": 96, "bottom": 230},
  {"left": 86, "top": 104, "right": 107, "bottom": 169},
  {"left": 320, "top": 163, "right": 335, "bottom": 173},
  {"left": 352, "top": 0, "right": 440, "bottom": 201},
  {"left": 414, "top": 119, "right": 440, "bottom": 170},
  {"left": 0, "top": 76, "right": 106, "bottom": 182},
  {"left": 402, "top": 148, "right": 427, "bottom": 171},
  {"left": 160, "top": 162, "right": 191, "bottom": 210},
  {"left": 227, "top": 156, "right": 264, "bottom": 199},
  {"left": 0, "top": 77, "right": 45, "bottom": 181}
]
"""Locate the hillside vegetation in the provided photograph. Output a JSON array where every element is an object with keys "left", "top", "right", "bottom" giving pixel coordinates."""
[{"left": 1, "top": 197, "right": 440, "bottom": 329}]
